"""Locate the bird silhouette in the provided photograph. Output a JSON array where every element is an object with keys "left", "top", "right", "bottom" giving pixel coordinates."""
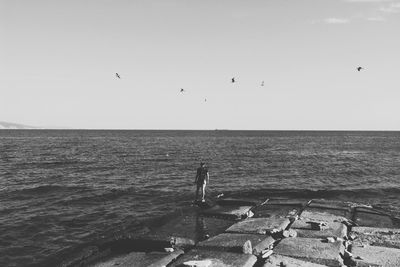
[
  {"left": 357, "top": 67, "right": 363, "bottom": 72},
  {"left": 204, "top": 98, "right": 207, "bottom": 102},
  {"left": 261, "top": 81, "right": 264, "bottom": 86},
  {"left": 231, "top": 77, "right": 235, "bottom": 83},
  {"left": 116, "top": 73, "right": 121, "bottom": 79},
  {"left": 180, "top": 88, "right": 185, "bottom": 93}
]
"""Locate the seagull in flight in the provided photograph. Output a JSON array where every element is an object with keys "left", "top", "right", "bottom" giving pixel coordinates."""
[
  {"left": 357, "top": 67, "right": 363, "bottom": 72},
  {"left": 115, "top": 73, "right": 121, "bottom": 79},
  {"left": 231, "top": 77, "right": 235, "bottom": 83}
]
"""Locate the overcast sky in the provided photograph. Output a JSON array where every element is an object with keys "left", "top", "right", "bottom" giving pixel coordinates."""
[{"left": 1, "top": 0, "right": 399, "bottom": 130}]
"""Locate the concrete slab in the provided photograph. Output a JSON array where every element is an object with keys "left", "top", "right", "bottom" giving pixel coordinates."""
[
  {"left": 263, "top": 254, "right": 329, "bottom": 267},
  {"left": 308, "top": 199, "right": 352, "bottom": 211},
  {"left": 93, "top": 249, "right": 184, "bottom": 267},
  {"left": 351, "top": 245, "right": 400, "bottom": 267},
  {"left": 202, "top": 205, "right": 253, "bottom": 220},
  {"left": 291, "top": 219, "right": 347, "bottom": 238},
  {"left": 144, "top": 212, "right": 234, "bottom": 248},
  {"left": 266, "top": 198, "right": 309, "bottom": 206},
  {"left": 169, "top": 249, "right": 257, "bottom": 267},
  {"left": 252, "top": 204, "right": 302, "bottom": 219},
  {"left": 299, "top": 210, "right": 348, "bottom": 224},
  {"left": 355, "top": 206, "right": 387, "bottom": 215},
  {"left": 353, "top": 208, "right": 395, "bottom": 228},
  {"left": 351, "top": 227, "right": 400, "bottom": 249},
  {"left": 226, "top": 217, "right": 291, "bottom": 234},
  {"left": 197, "top": 233, "right": 275, "bottom": 255},
  {"left": 273, "top": 237, "right": 344, "bottom": 267},
  {"left": 306, "top": 200, "right": 352, "bottom": 219},
  {"left": 305, "top": 207, "right": 351, "bottom": 220}
]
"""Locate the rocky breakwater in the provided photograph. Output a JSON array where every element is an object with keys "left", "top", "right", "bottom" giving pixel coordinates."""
[{"left": 59, "top": 197, "right": 400, "bottom": 267}]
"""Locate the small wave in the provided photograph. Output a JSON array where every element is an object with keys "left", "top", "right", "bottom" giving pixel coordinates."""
[{"left": 14, "top": 185, "right": 89, "bottom": 195}]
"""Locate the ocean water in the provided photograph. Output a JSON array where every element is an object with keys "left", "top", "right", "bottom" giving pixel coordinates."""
[{"left": 1, "top": 130, "right": 400, "bottom": 266}]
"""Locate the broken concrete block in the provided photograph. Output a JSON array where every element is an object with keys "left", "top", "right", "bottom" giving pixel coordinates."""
[
  {"left": 273, "top": 237, "right": 344, "bottom": 267},
  {"left": 242, "top": 240, "right": 252, "bottom": 254},
  {"left": 202, "top": 205, "right": 254, "bottom": 220},
  {"left": 169, "top": 249, "right": 257, "bottom": 267},
  {"left": 226, "top": 217, "right": 290, "bottom": 234},
  {"left": 351, "top": 244, "right": 400, "bottom": 267},
  {"left": 253, "top": 236, "right": 275, "bottom": 255},
  {"left": 261, "top": 249, "right": 273, "bottom": 259},
  {"left": 351, "top": 227, "right": 400, "bottom": 249},
  {"left": 325, "top": 237, "right": 335, "bottom": 243},
  {"left": 196, "top": 233, "right": 274, "bottom": 255},
  {"left": 262, "top": 254, "right": 329, "bottom": 267}
]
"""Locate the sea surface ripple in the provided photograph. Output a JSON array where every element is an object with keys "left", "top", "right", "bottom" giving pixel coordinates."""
[{"left": 1, "top": 130, "right": 400, "bottom": 266}]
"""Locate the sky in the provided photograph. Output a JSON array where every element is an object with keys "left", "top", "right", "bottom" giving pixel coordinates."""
[{"left": 1, "top": 0, "right": 400, "bottom": 130}]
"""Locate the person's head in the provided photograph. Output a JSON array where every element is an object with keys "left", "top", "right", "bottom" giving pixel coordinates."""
[{"left": 200, "top": 162, "right": 205, "bottom": 167}]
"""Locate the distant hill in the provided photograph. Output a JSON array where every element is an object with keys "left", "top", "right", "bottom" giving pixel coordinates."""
[{"left": 0, "top": 121, "right": 41, "bottom": 129}]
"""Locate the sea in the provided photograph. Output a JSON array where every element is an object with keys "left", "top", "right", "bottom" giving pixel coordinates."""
[{"left": 1, "top": 130, "right": 400, "bottom": 266}]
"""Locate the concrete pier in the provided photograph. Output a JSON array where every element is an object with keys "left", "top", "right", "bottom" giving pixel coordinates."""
[{"left": 60, "top": 197, "right": 400, "bottom": 267}]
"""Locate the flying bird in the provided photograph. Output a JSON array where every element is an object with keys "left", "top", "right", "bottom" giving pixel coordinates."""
[
  {"left": 357, "top": 67, "right": 363, "bottom": 72},
  {"left": 115, "top": 73, "right": 121, "bottom": 79},
  {"left": 180, "top": 88, "right": 185, "bottom": 93},
  {"left": 231, "top": 77, "right": 235, "bottom": 83}
]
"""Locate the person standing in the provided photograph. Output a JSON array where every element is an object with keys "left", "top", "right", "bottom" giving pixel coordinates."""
[{"left": 194, "top": 162, "right": 209, "bottom": 202}]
